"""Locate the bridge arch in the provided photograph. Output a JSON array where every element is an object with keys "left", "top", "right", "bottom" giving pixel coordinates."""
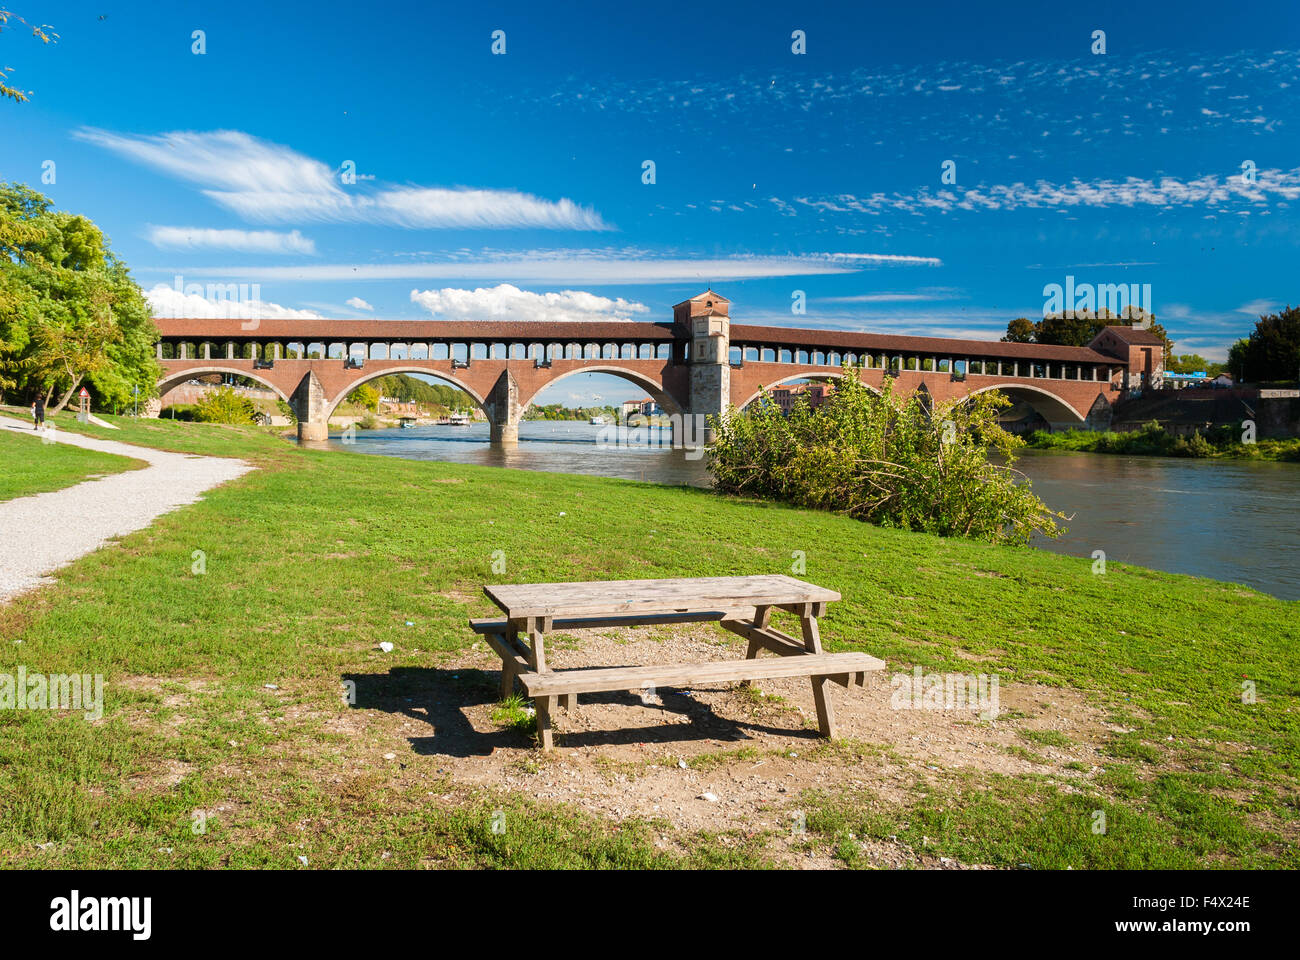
[
  {"left": 518, "top": 365, "right": 686, "bottom": 417},
  {"left": 963, "top": 383, "right": 1086, "bottom": 426},
  {"left": 325, "top": 367, "right": 488, "bottom": 420},
  {"left": 735, "top": 371, "right": 878, "bottom": 411},
  {"left": 156, "top": 367, "right": 292, "bottom": 404}
]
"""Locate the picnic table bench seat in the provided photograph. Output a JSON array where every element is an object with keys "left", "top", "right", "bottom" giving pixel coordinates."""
[{"left": 469, "top": 575, "right": 884, "bottom": 750}]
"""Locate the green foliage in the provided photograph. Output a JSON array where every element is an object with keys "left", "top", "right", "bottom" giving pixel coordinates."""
[
  {"left": 346, "top": 384, "right": 380, "bottom": 411},
  {"left": 0, "top": 181, "right": 159, "bottom": 409},
  {"left": 367, "top": 374, "right": 472, "bottom": 411},
  {"left": 191, "top": 386, "right": 257, "bottom": 425},
  {"left": 1233, "top": 304, "right": 1300, "bottom": 383},
  {"left": 707, "top": 368, "right": 1064, "bottom": 545},
  {"left": 1027, "top": 423, "right": 1300, "bottom": 461},
  {"left": 0, "top": 10, "right": 57, "bottom": 104}
]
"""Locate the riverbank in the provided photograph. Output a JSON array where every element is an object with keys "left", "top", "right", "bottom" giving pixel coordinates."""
[
  {"left": 2, "top": 411, "right": 1296, "bottom": 868},
  {"left": 1026, "top": 424, "right": 1300, "bottom": 461}
]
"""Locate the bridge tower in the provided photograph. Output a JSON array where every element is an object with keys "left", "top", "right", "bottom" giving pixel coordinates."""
[{"left": 674, "top": 290, "right": 730, "bottom": 437}]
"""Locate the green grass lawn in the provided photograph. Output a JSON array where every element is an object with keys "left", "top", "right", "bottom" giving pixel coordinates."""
[
  {"left": 0, "top": 409, "right": 1296, "bottom": 868},
  {"left": 0, "top": 424, "right": 146, "bottom": 501}
]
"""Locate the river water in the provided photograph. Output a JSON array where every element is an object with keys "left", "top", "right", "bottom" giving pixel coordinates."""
[{"left": 321, "top": 421, "right": 1300, "bottom": 601}]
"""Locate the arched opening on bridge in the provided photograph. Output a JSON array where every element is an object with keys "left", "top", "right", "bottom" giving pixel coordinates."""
[
  {"left": 962, "top": 384, "right": 1086, "bottom": 433},
  {"left": 736, "top": 372, "right": 873, "bottom": 412},
  {"left": 519, "top": 366, "right": 686, "bottom": 422},
  {"left": 155, "top": 368, "right": 292, "bottom": 417},
  {"left": 324, "top": 368, "right": 489, "bottom": 423}
]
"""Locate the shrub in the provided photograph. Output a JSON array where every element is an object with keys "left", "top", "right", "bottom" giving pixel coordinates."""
[
  {"left": 192, "top": 386, "right": 258, "bottom": 425},
  {"left": 707, "top": 370, "right": 1065, "bottom": 545}
]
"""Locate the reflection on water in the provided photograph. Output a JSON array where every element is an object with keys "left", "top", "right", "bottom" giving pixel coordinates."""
[
  {"left": 314, "top": 420, "right": 711, "bottom": 487},
  {"left": 1018, "top": 449, "right": 1300, "bottom": 600},
  {"left": 312, "top": 422, "right": 1300, "bottom": 600}
]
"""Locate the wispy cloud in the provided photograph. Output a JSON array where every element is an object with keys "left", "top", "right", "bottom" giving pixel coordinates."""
[
  {"left": 142, "top": 250, "right": 934, "bottom": 285},
  {"left": 410, "top": 284, "right": 650, "bottom": 323},
  {"left": 76, "top": 128, "right": 611, "bottom": 231},
  {"left": 146, "top": 225, "right": 316, "bottom": 255},
  {"left": 778, "top": 169, "right": 1300, "bottom": 219},
  {"left": 345, "top": 296, "right": 374, "bottom": 311}
]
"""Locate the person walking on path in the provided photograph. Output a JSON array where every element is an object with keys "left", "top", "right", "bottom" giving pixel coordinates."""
[{"left": 32, "top": 394, "right": 45, "bottom": 430}]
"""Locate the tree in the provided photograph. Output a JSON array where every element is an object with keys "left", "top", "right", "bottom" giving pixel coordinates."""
[
  {"left": 1168, "top": 354, "right": 1211, "bottom": 374},
  {"left": 1002, "top": 317, "right": 1036, "bottom": 343},
  {"left": 0, "top": 10, "right": 57, "bottom": 104},
  {"left": 1227, "top": 339, "right": 1250, "bottom": 382},
  {"left": 0, "top": 181, "right": 160, "bottom": 409},
  {"left": 1236, "top": 305, "right": 1300, "bottom": 383}
]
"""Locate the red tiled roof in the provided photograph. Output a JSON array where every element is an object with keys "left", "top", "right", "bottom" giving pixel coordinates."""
[
  {"left": 727, "top": 323, "right": 1114, "bottom": 364},
  {"left": 152, "top": 316, "right": 1114, "bottom": 364},
  {"left": 152, "top": 318, "right": 679, "bottom": 341},
  {"left": 1094, "top": 324, "right": 1165, "bottom": 346}
]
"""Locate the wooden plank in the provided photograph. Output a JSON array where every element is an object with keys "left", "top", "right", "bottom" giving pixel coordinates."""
[
  {"left": 484, "top": 575, "right": 840, "bottom": 620},
  {"left": 719, "top": 619, "right": 807, "bottom": 657},
  {"left": 515, "top": 652, "right": 882, "bottom": 697},
  {"left": 469, "top": 609, "right": 753, "bottom": 634}
]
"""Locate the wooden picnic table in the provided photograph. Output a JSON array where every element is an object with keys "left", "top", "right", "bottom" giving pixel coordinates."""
[{"left": 470, "top": 574, "right": 884, "bottom": 750}]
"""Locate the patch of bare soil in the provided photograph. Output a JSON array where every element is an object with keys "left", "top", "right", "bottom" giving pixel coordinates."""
[{"left": 324, "top": 623, "right": 1121, "bottom": 868}]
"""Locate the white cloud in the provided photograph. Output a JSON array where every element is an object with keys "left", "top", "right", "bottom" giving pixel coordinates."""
[
  {"left": 345, "top": 296, "right": 374, "bottom": 311},
  {"left": 781, "top": 168, "right": 1300, "bottom": 218},
  {"left": 410, "top": 284, "right": 650, "bottom": 323},
  {"left": 146, "top": 283, "right": 322, "bottom": 320},
  {"left": 76, "top": 128, "right": 610, "bottom": 231},
  {"left": 144, "top": 250, "right": 932, "bottom": 285},
  {"left": 146, "top": 226, "right": 316, "bottom": 255},
  {"left": 1236, "top": 299, "right": 1280, "bottom": 316}
]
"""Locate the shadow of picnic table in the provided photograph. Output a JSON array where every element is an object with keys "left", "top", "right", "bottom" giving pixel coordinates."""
[{"left": 342, "top": 666, "right": 821, "bottom": 757}]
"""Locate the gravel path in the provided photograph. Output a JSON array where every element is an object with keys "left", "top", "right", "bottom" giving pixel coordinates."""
[{"left": 0, "top": 416, "right": 253, "bottom": 603}]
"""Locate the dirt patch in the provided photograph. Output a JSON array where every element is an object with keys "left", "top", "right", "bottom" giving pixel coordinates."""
[{"left": 322, "top": 622, "right": 1122, "bottom": 867}]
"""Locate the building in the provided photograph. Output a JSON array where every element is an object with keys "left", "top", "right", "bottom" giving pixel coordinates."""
[
  {"left": 621, "top": 397, "right": 660, "bottom": 418},
  {"left": 771, "top": 381, "right": 832, "bottom": 415},
  {"left": 1087, "top": 324, "right": 1166, "bottom": 391}
]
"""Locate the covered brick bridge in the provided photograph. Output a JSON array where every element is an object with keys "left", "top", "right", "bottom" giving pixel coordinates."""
[{"left": 152, "top": 290, "right": 1159, "bottom": 443}]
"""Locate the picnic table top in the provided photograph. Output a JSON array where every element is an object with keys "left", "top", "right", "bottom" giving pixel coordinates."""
[{"left": 484, "top": 574, "right": 840, "bottom": 620}]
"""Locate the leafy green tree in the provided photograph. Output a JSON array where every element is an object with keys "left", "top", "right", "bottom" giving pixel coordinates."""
[
  {"left": 1227, "top": 339, "right": 1250, "bottom": 382},
  {"left": 1002, "top": 317, "right": 1036, "bottom": 343},
  {"left": 0, "top": 181, "right": 160, "bottom": 409},
  {"left": 1168, "top": 354, "right": 1211, "bottom": 374},
  {"left": 1236, "top": 305, "right": 1300, "bottom": 383},
  {"left": 708, "top": 366, "right": 1065, "bottom": 545}
]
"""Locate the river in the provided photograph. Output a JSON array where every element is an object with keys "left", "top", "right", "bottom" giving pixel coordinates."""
[{"left": 319, "top": 421, "right": 1300, "bottom": 601}]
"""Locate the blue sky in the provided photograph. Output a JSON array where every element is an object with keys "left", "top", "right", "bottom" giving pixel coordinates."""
[{"left": 2, "top": 0, "right": 1298, "bottom": 403}]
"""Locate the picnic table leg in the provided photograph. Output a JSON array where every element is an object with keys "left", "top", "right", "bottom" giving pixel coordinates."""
[
  {"left": 535, "top": 696, "right": 554, "bottom": 750},
  {"left": 739, "top": 605, "right": 770, "bottom": 687},
  {"left": 521, "top": 617, "right": 555, "bottom": 749},
  {"left": 800, "top": 613, "right": 838, "bottom": 740},
  {"left": 500, "top": 625, "right": 520, "bottom": 697}
]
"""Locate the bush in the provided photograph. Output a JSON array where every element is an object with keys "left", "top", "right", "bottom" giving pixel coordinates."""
[
  {"left": 707, "top": 370, "right": 1065, "bottom": 545},
  {"left": 192, "top": 386, "right": 258, "bottom": 425}
]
